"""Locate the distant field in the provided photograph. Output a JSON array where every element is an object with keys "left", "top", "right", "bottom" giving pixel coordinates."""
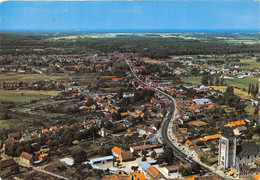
[
  {"left": 181, "top": 76, "right": 259, "bottom": 91},
  {"left": 181, "top": 76, "right": 202, "bottom": 85},
  {"left": 224, "top": 77, "right": 259, "bottom": 90},
  {"left": 0, "top": 73, "right": 48, "bottom": 82},
  {"left": 210, "top": 86, "right": 249, "bottom": 98},
  {"left": 0, "top": 89, "right": 59, "bottom": 103},
  {"left": 0, "top": 118, "right": 28, "bottom": 129},
  {"left": 225, "top": 40, "right": 260, "bottom": 44},
  {"left": 49, "top": 72, "right": 97, "bottom": 82},
  {"left": 240, "top": 59, "right": 260, "bottom": 69}
]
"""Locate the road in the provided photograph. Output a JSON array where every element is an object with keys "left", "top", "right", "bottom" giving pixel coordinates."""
[{"left": 125, "top": 59, "right": 225, "bottom": 179}]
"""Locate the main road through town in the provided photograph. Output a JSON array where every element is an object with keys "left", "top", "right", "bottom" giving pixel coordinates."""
[{"left": 125, "top": 59, "right": 225, "bottom": 179}]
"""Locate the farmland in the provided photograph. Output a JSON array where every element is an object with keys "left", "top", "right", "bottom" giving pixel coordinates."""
[
  {"left": 240, "top": 58, "right": 260, "bottom": 69},
  {"left": 0, "top": 89, "right": 59, "bottom": 103},
  {"left": 209, "top": 86, "right": 249, "bottom": 98},
  {"left": 181, "top": 76, "right": 202, "bottom": 85},
  {"left": 0, "top": 73, "right": 48, "bottom": 82}
]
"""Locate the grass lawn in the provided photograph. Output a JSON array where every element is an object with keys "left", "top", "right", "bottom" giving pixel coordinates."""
[
  {"left": 0, "top": 73, "right": 47, "bottom": 82},
  {"left": 181, "top": 76, "right": 202, "bottom": 85},
  {"left": 240, "top": 59, "right": 260, "bottom": 69},
  {"left": 0, "top": 89, "right": 59, "bottom": 103}
]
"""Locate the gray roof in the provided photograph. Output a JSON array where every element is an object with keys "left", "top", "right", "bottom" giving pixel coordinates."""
[
  {"left": 236, "top": 142, "right": 260, "bottom": 158},
  {"left": 232, "top": 164, "right": 250, "bottom": 171},
  {"left": 221, "top": 127, "right": 235, "bottom": 139},
  {"left": 138, "top": 161, "right": 151, "bottom": 171}
]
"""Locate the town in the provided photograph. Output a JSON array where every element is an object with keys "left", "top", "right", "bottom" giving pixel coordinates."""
[{"left": 0, "top": 31, "right": 260, "bottom": 180}]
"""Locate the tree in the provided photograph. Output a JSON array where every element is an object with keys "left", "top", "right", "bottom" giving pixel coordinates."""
[
  {"left": 190, "top": 162, "right": 201, "bottom": 174},
  {"left": 141, "top": 150, "right": 148, "bottom": 157},
  {"left": 72, "top": 149, "right": 87, "bottom": 165},
  {"left": 141, "top": 156, "right": 147, "bottom": 161},
  {"left": 215, "top": 76, "right": 220, "bottom": 86},
  {"left": 254, "top": 105, "right": 259, "bottom": 116},
  {"left": 201, "top": 75, "right": 209, "bottom": 85},
  {"left": 151, "top": 150, "right": 157, "bottom": 159},
  {"left": 10, "top": 165, "right": 20, "bottom": 174},
  {"left": 220, "top": 77, "right": 224, "bottom": 85},
  {"left": 248, "top": 83, "right": 251, "bottom": 95},
  {"left": 255, "top": 83, "right": 259, "bottom": 96}
]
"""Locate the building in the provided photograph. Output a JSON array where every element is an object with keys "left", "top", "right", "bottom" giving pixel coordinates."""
[
  {"left": 164, "top": 164, "right": 189, "bottom": 175},
  {"left": 231, "top": 164, "right": 250, "bottom": 178},
  {"left": 235, "top": 142, "right": 260, "bottom": 165},
  {"left": 147, "top": 165, "right": 165, "bottom": 180},
  {"left": 118, "top": 151, "right": 134, "bottom": 162},
  {"left": 89, "top": 156, "right": 114, "bottom": 165},
  {"left": 218, "top": 128, "right": 236, "bottom": 169},
  {"left": 20, "top": 152, "right": 35, "bottom": 165},
  {"left": 0, "top": 159, "right": 16, "bottom": 169},
  {"left": 218, "top": 128, "right": 260, "bottom": 169},
  {"left": 112, "top": 146, "right": 124, "bottom": 158}
]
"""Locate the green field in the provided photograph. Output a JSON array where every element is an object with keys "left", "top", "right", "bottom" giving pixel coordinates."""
[
  {"left": 0, "top": 89, "right": 59, "bottom": 103},
  {"left": 224, "top": 77, "right": 259, "bottom": 90},
  {"left": 181, "top": 76, "right": 202, "bottom": 85},
  {"left": 240, "top": 59, "right": 260, "bottom": 69},
  {"left": 0, "top": 73, "right": 48, "bottom": 82},
  {"left": 181, "top": 76, "right": 259, "bottom": 91},
  {"left": 0, "top": 119, "right": 26, "bottom": 129},
  {"left": 49, "top": 72, "right": 97, "bottom": 82}
]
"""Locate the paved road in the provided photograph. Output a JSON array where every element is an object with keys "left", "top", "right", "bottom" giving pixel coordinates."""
[{"left": 125, "top": 59, "right": 225, "bottom": 179}]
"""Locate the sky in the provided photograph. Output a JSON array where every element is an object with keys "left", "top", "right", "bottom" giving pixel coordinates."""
[{"left": 0, "top": 0, "right": 260, "bottom": 32}]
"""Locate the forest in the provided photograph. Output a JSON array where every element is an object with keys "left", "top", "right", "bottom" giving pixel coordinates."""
[{"left": 1, "top": 32, "right": 260, "bottom": 58}]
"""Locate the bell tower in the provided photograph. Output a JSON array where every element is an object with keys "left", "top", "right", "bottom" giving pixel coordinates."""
[{"left": 218, "top": 128, "right": 236, "bottom": 169}]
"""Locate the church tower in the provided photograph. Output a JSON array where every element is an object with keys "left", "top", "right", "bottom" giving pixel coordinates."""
[{"left": 218, "top": 128, "right": 236, "bottom": 169}]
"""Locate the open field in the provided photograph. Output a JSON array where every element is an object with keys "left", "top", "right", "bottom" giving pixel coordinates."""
[
  {"left": 225, "top": 40, "right": 260, "bottom": 44},
  {"left": 181, "top": 76, "right": 202, "bottom": 85},
  {"left": 0, "top": 73, "right": 48, "bottom": 82},
  {"left": 0, "top": 89, "right": 59, "bottom": 103},
  {"left": 181, "top": 76, "right": 259, "bottom": 91},
  {"left": 245, "top": 106, "right": 255, "bottom": 115},
  {"left": 240, "top": 58, "right": 260, "bottom": 69},
  {"left": 0, "top": 118, "right": 29, "bottom": 129},
  {"left": 49, "top": 72, "right": 97, "bottom": 82},
  {"left": 210, "top": 86, "right": 249, "bottom": 98},
  {"left": 224, "top": 77, "right": 259, "bottom": 90}
]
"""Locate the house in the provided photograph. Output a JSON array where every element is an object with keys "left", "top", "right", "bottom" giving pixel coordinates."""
[
  {"left": 49, "top": 126, "right": 58, "bottom": 131},
  {"left": 60, "top": 157, "right": 74, "bottom": 166},
  {"left": 164, "top": 164, "right": 189, "bottom": 175},
  {"left": 20, "top": 152, "right": 36, "bottom": 165},
  {"left": 89, "top": 156, "right": 114, "bottom": 165},
  {"left": 118, "top": 151, "right": 134, "bottom": 162},
  {"left": 147, "top": 165, "right": 165, "bottom": 180},
  {"left": 102, "top": 171, "right": 132, "bottom": 180},
  {"left": 231, "top": 164, "right": 250, "bottom": 178},
  {"left": 112, "top": 146, "right": 124, "bottom": 158},
  {"left": 138, "top": 161, "right": 151, "bottom": 173},
  {"left": 8, "top": 132, "right": 21, "bottom": 140},
  {"left": 233, "top": 126, "right": 247, "bottom": 136},
  {"left": 132, "top": 172, "right": 146, "bottom": 180},
  {"left": 130, "top": 144, "right": 161, "bottom": 154},
  {"left": 0, "top": 158, "right": 16, "bottom": 169}
]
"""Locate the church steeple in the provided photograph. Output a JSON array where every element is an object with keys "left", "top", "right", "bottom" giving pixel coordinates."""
[{"left": 218, "top": 127, "right": 236, "bottom": 169}]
